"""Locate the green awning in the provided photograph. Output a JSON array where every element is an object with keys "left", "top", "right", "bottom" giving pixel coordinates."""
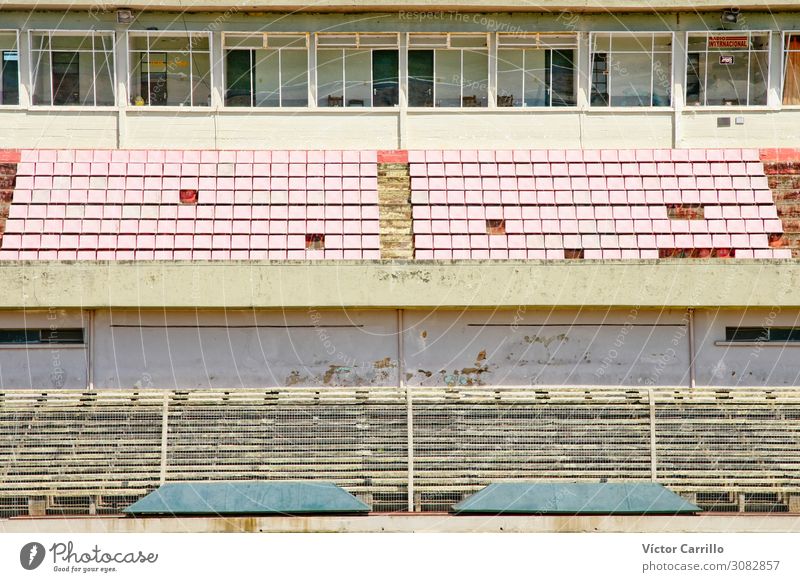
[
  {"left": 124, "top": 481, "right": 371, "bottom": 516},
  {"left": 452, "top": 482, "right": 701, "bottom": 515}
]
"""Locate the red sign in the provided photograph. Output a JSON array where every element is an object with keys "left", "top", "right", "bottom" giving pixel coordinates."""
[{"left": 708, "top": 36, "right": 749, "bottom": 49}]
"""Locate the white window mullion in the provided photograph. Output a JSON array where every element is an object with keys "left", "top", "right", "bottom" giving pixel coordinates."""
[{"left": 91, "top": 34, "right": 97, "bottom": 106}]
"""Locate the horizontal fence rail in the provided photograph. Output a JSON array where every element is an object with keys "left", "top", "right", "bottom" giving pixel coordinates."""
[{"left": 1, "top": 387, "right": 800, "bottom": 516}]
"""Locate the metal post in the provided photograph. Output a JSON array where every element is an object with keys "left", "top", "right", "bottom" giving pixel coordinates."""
[
  {"left": 86, "top": 310, "right": 94, "bottom": 391},
  {"left": 688, "top": 308, "right": 696, "bottom": 389},
  {"left": 159, "top": 392, "right": 169, "bottom": 485},
  {"left": 399, "top": 309, "right": 414, "bottom": 512},
  {"left": 648, "top": 388, "right": 657, "bottom": 482}
]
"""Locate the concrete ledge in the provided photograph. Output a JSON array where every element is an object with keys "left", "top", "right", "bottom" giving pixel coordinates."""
[
  {"left": 1, "top": 2, "right": 799, "bottom": 12},
  {"left": 3, "top": 514, "right": 800, "bottom": 533},
  {"left": 0, "top": 260, "right": 797, "bottom": 309}
]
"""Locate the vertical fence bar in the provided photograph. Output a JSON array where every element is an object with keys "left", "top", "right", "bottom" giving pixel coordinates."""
[
  {"left": 688, "top": 308, "right": 696, "bottom": 389},
  {"left": 159, "top": 392, "right": 169, "bottom": 485},
  {"left": 648, "top": 388, "right": 657, "bottom": 482},
  {"left": 398, "top": 309, "right": 414, "bottom": 512}
]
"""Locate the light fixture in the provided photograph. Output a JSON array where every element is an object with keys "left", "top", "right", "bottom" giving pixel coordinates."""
[
  {"left": 721, "top": 8, "right": 740, "bottom": 24},
  {"left": 116, "top": 8, "right": 135, "bottom": 24}
]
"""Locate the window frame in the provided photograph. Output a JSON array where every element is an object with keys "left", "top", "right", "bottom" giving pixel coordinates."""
[
  {"left": 496, "top": 32, "right": 580, "bottom": 108},
  {"left": 718, "top": 326, "right": 800, "bottom": 345},
  {"left": 588, "top": 31, "right": 674, "bottom": 109},
  {"left": 315, "top": 32, "right": 400, "bottom": 108},
  {"left": 126, "top": 29, "right": 213, "bottom": 109},
  {"left": 28, "top": 29, "right": 117, "bottom": 109},
  {"left": 407, "top": 32, "right": 490, "bottom": 109},
  {"left": 781, "top": 30, "right": 800, "bottom": 108},
  {"left": 222, "top": 32, "right": 310, "bottom": 109},
  {"left": 0, "top": 29, "right": 20, "bottom": 108},
  {"left": 683, "top": 30, "right": 772, "bottom": 109}
]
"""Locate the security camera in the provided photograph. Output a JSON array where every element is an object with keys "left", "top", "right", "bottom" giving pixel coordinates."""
[{"left": 721, "top": 8, "right": 740, "bottom": 24}]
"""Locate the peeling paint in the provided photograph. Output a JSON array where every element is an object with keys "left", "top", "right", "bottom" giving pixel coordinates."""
[{"left": 373, "top": 357, "right": 395, "bottom": 369}]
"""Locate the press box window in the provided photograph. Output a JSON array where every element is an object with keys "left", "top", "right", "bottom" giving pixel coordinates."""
[
  {"left": 783, "top": 33, "right": 800, "bottom": 105},
  {"left": 590, "top": 33, "right": 672, "bottom": 107},
  {"left": 725, "top": 327, "right": 800, "bottom": 342},
  {"left": 128, "top": 31, "right": 211, "bottom": 107},
  {"left": 685, "top": 32, "right": 769, "bottom": 107},
  {"left": 317, "top": 33, "right": 399, "bottom": 107},
  {"left": 0, "top": 32, "right": 19, "bottom": 105},
  {"left": 408, "top": 33, "right": 489, "bottom": 108},
  {"left": 224, "top": 33, "right": 308, "bottom": 107},
  {"left": 0, "top": 328, "right": 84, "bottom": 345},
  {"left": 29, "top": 31, "right": 115, "bottom": 106},
  {"left": 496, "top": 33, "right": 577, "bottom": 107}
]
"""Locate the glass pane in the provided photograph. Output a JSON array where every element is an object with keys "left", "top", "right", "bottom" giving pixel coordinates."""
[
  {"left": 687, "top": 35, "right": 707, "bottom": 52},
  {"left": 609, "top": 51, "right": 652, "bottom": 106},
  {"left": 461, "top": 49, "right": 488, "bottom": 107},
  {"left": 652, "top": 52, "right": 671, "bottom": 106},
  {"left": 611, "top": 35, "right": 652, "bottom": 52},
  {"left": 784, "top": 34, "right": 800, "bottom": 105},
  {"left": 128, "top": 34, "right": 149, "bottom": 51},
  {"left": 31, "top": 46, "right": 51, "bottom": 105},
  {"left": 749, "top": 50, "right": 768, "bottom": 105},
  {"left": 129, "top": 51, "right": 144, "bottom": 105},
  {"left": 550, "top": 49, "right": 576, "bottom": 106},
  {"left": 1, "top": 45, "right": 19, "bottom": 105},
  {"left": 317, "top": 34, "right": 357, "bottom": 47},
  {"left": 52, "top": 52, "right": 81, "bottom": 105},
  {"left": 31, "top": 33, "right": 49, "bottom": 51},
  {"left": 254, "top": 49, "right": 279, "bottom": 107},
  {"left": 96, "top": 34, "right": 114, "bottom": 52},
  {"left": 344, "top": 49, "right": 370, "bottom": 107},
  {"left": 685, "top": 52, "right": 702, "bottom": 105},
  {"left": 149, "top": 34, "right": 191, "bottom": 51},
  {"left": 226, "top": 50, "right": 252, "bottom": 106},
  {"left": 0, "top": 32, "right": 17, "bottom": 51},
  {"left": 434, "top": 50, "right": 461, "bottom": 107},
  {"left": 408, "top": 49, "right": 433, "bottom": 107},
  {"left": 359, "top": 34, "right": 397, "bottom": 47},
  {"left": 372, "top": 49, "right": 398, "bottom": 107},
  {"left": 268, "top": 34, "right": 306, "bottom": 49},
  {"left": 162, "top": 51, "right": 191, "bottom": 105},
  {"left": 726, "top": 327, "right": 767, "bottom": 341},
  {"left": 95, "top": 50, "right": 115, "bottom": 105},
  {"left": 653, "top": 34, "right": 672, "bottom": 52},
  {"left": 225, "top": 34, "right": 263, "bottom": 49},
  {"left": 751, "top": 33, "right": 769, "bottom": 51},
  {"left": 591, "top": 52, "right": 609, "bottom": 106},
  {"left": 191, "top": 51, "right": 211, "bottom": 106},
  {"left": 524, "top": 49, "right": 547, "bottom": 106},
  {"left": 280, "top": 49, "right": 308, "bottom": 106},
  {"left": 706, "top": 51, "right": 748, "bottom": 105},
  {"left": 593, "top": 35, "right": 611, "bottom": 53},
  {"left": 451, "top": 35, "right": 486, "bottom": 48},
  {"left": 497, "top": 49, "right": 523, "bottom": 107},
  {"left": 51, "top": 34, "right": 92, "bottom": 51},
  {"left": 317, "top": 49, "right": 344, "bottom": 106},
  {"left": 409, "top": 34, "right": 447, "bottom": 48}
]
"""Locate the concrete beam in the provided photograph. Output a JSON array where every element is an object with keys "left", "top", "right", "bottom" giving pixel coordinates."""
[
  {"left": 0, "top": 260, "right": 798, "bottom": 309},
  {"left": 1, "top": 2, "right": 799, "bottom": 12},
  {"left": 3, "top": 514, "right": 800, "bottom": 533}
]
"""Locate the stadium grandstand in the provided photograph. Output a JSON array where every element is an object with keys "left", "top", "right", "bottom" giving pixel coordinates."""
[{"left": 1, "top": 1, "right": 800, "bottom": 532}]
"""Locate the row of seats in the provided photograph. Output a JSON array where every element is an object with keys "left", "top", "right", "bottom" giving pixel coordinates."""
[
  {"left": 407, "top": 149, "right": 761, "bottom": 163},
  {"left": 0, "top": 250, "right": 379, "bottom": 260},
  {"left": 415, "top": 249, "right": 791, "bottom": 259},
  {"left": 4, "top": 219, "right": 376, "bottom": 234},
  {"left": 13, "top": 190, "right": 377, "bottom": 205},
  {"left": 415, "top": 233, "right": 781, "bottom": 249},
  {"left": 410, "top": 162, "right": 765, "bottom": 178},
  {"left": 413, "top": 220, "right": 783, "bottom": 234},
  {"left": 21, "top": 150, "right": 377, "bottom": 164},
  {"left": 18, "top": 163, "right": 377, "bottom": 178},
  {"left": 410, "top": 176, "right": 769, "bottom": 190},
  {"left": 415, "top": 205, "right": 779, "bottom": 219}
]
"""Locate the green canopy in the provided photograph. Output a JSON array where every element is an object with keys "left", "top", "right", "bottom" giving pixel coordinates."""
[
  {"left": 452, "top": 482, "right": 701, "bottom": 515},
  {"left": 124, "top": 481, "right": 371, "bottom": 516}
]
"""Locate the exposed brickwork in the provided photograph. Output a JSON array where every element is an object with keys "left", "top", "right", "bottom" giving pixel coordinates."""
[
  {"left": 377, "top": 161, "right": 413, "bottom": 260},
  {"left": 763, "top": 155, "right": 800, "bottom": 258},
  {"left": 0, "top": 160, "right": 17, "bottom": 240}
]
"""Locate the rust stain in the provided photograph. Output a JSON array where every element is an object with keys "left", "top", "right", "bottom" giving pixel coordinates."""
[
  {"left": 476, "top": 350, "right": 487, "bottom": 362},
  {"left": 286, "top": 371, "right": 302, "bottom": 386},
  {"left": 421, "top": 330, "right": 427, "bottom": 338},
  {"left": 373, "top": 357, "right": 395, "bottom": 369},
  {"left": 322, "top": 365, "right": 339, "bottom": 384}
]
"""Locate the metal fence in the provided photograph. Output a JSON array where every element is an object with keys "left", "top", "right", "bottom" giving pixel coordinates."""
[{"left": 1, "top": 386, "right": 800, "bottom": 515}]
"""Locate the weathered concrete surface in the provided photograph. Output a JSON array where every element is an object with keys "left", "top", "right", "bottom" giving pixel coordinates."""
[
  {"left": 0, "top": 261, "right": 798, "bottom": 309},
  {"left": 3, "top": 514, "right": 800, "bottom": 533},
  {"left": 1, "top": 2, "right": 799, "bottom": 11}
]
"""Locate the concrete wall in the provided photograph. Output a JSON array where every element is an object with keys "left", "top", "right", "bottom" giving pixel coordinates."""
[
  {"left": 0, "top": 306, "right": 797, "bottom": 389},
  {"left": 1, "top": 10, "right": 800, "bottom": 148},
  {"left": 0, "top": 309, "right": 87, "bottom": 389}
]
